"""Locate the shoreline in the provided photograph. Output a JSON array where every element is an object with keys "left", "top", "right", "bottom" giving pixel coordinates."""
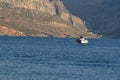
[{"left": 0, "top": 35, "right": 102, "bottom": 39}]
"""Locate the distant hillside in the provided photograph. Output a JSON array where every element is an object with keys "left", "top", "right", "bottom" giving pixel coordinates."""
[
  {"left": 63, "top": 0, "right": 120, "bottom": 38},
  {"left": 0, "top": 0, "right": 98, "bottom": 38}
]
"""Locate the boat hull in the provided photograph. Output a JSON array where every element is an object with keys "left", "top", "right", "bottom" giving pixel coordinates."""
[{"left": 77, "top": 39, "right": 88, "bottom": 44}]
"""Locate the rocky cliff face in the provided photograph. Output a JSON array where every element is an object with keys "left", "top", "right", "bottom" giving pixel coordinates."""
[{"left": 0, "top": 0, "right": 98, "bottom": 37}]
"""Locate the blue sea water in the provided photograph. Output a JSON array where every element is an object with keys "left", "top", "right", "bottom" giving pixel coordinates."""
[{"left": 0, "top": 36, "right": 120, "bottom": 80}]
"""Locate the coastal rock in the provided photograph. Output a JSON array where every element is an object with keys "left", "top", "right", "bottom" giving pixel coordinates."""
[
  {"left": 0, "top": 25, "right": 25, "bottom": 36},
  {"left": 0, "top": 0, "right": 99, "bottom": 38}
]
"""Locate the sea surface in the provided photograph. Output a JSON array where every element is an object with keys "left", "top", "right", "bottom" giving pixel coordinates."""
[{"left": 0, "top": 36, "right": 120, "bottom": 80}]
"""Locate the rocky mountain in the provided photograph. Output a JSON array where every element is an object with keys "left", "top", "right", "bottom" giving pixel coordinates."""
[
  {"left": 0, "top": 0, "right": 98, "bottom": 38},
  {"left": 63, "top": 0, "right": 120, "bottom": 38}
]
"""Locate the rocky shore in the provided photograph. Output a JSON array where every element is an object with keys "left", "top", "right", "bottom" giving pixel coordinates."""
[{"left": 0, "top": 0, "right": 100, "bottom": 38}]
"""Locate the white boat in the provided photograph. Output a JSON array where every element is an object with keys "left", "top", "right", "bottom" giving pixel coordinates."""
[
  {"left": 80, "top": 39, "right": 88, "bottom": 44},
  {"left": 77, "top": 38, "right": 88, "bottom": 44}
]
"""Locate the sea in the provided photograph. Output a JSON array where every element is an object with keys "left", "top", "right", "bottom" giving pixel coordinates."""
[{"left": 0, "top": 36, "right": 120, "bottom": 80}]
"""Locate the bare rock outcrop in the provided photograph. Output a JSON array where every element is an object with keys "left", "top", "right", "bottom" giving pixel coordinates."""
[{"left": 0, "top": 0, "right": 99, "bottom": 38}]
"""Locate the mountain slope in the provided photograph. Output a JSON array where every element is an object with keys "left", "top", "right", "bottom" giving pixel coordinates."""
[
  {"left": 0, "top": 0, "right": 98, "bottom": 38},
  {"left": 63, "top": 0, "right": 120, "bottom": 38}
]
